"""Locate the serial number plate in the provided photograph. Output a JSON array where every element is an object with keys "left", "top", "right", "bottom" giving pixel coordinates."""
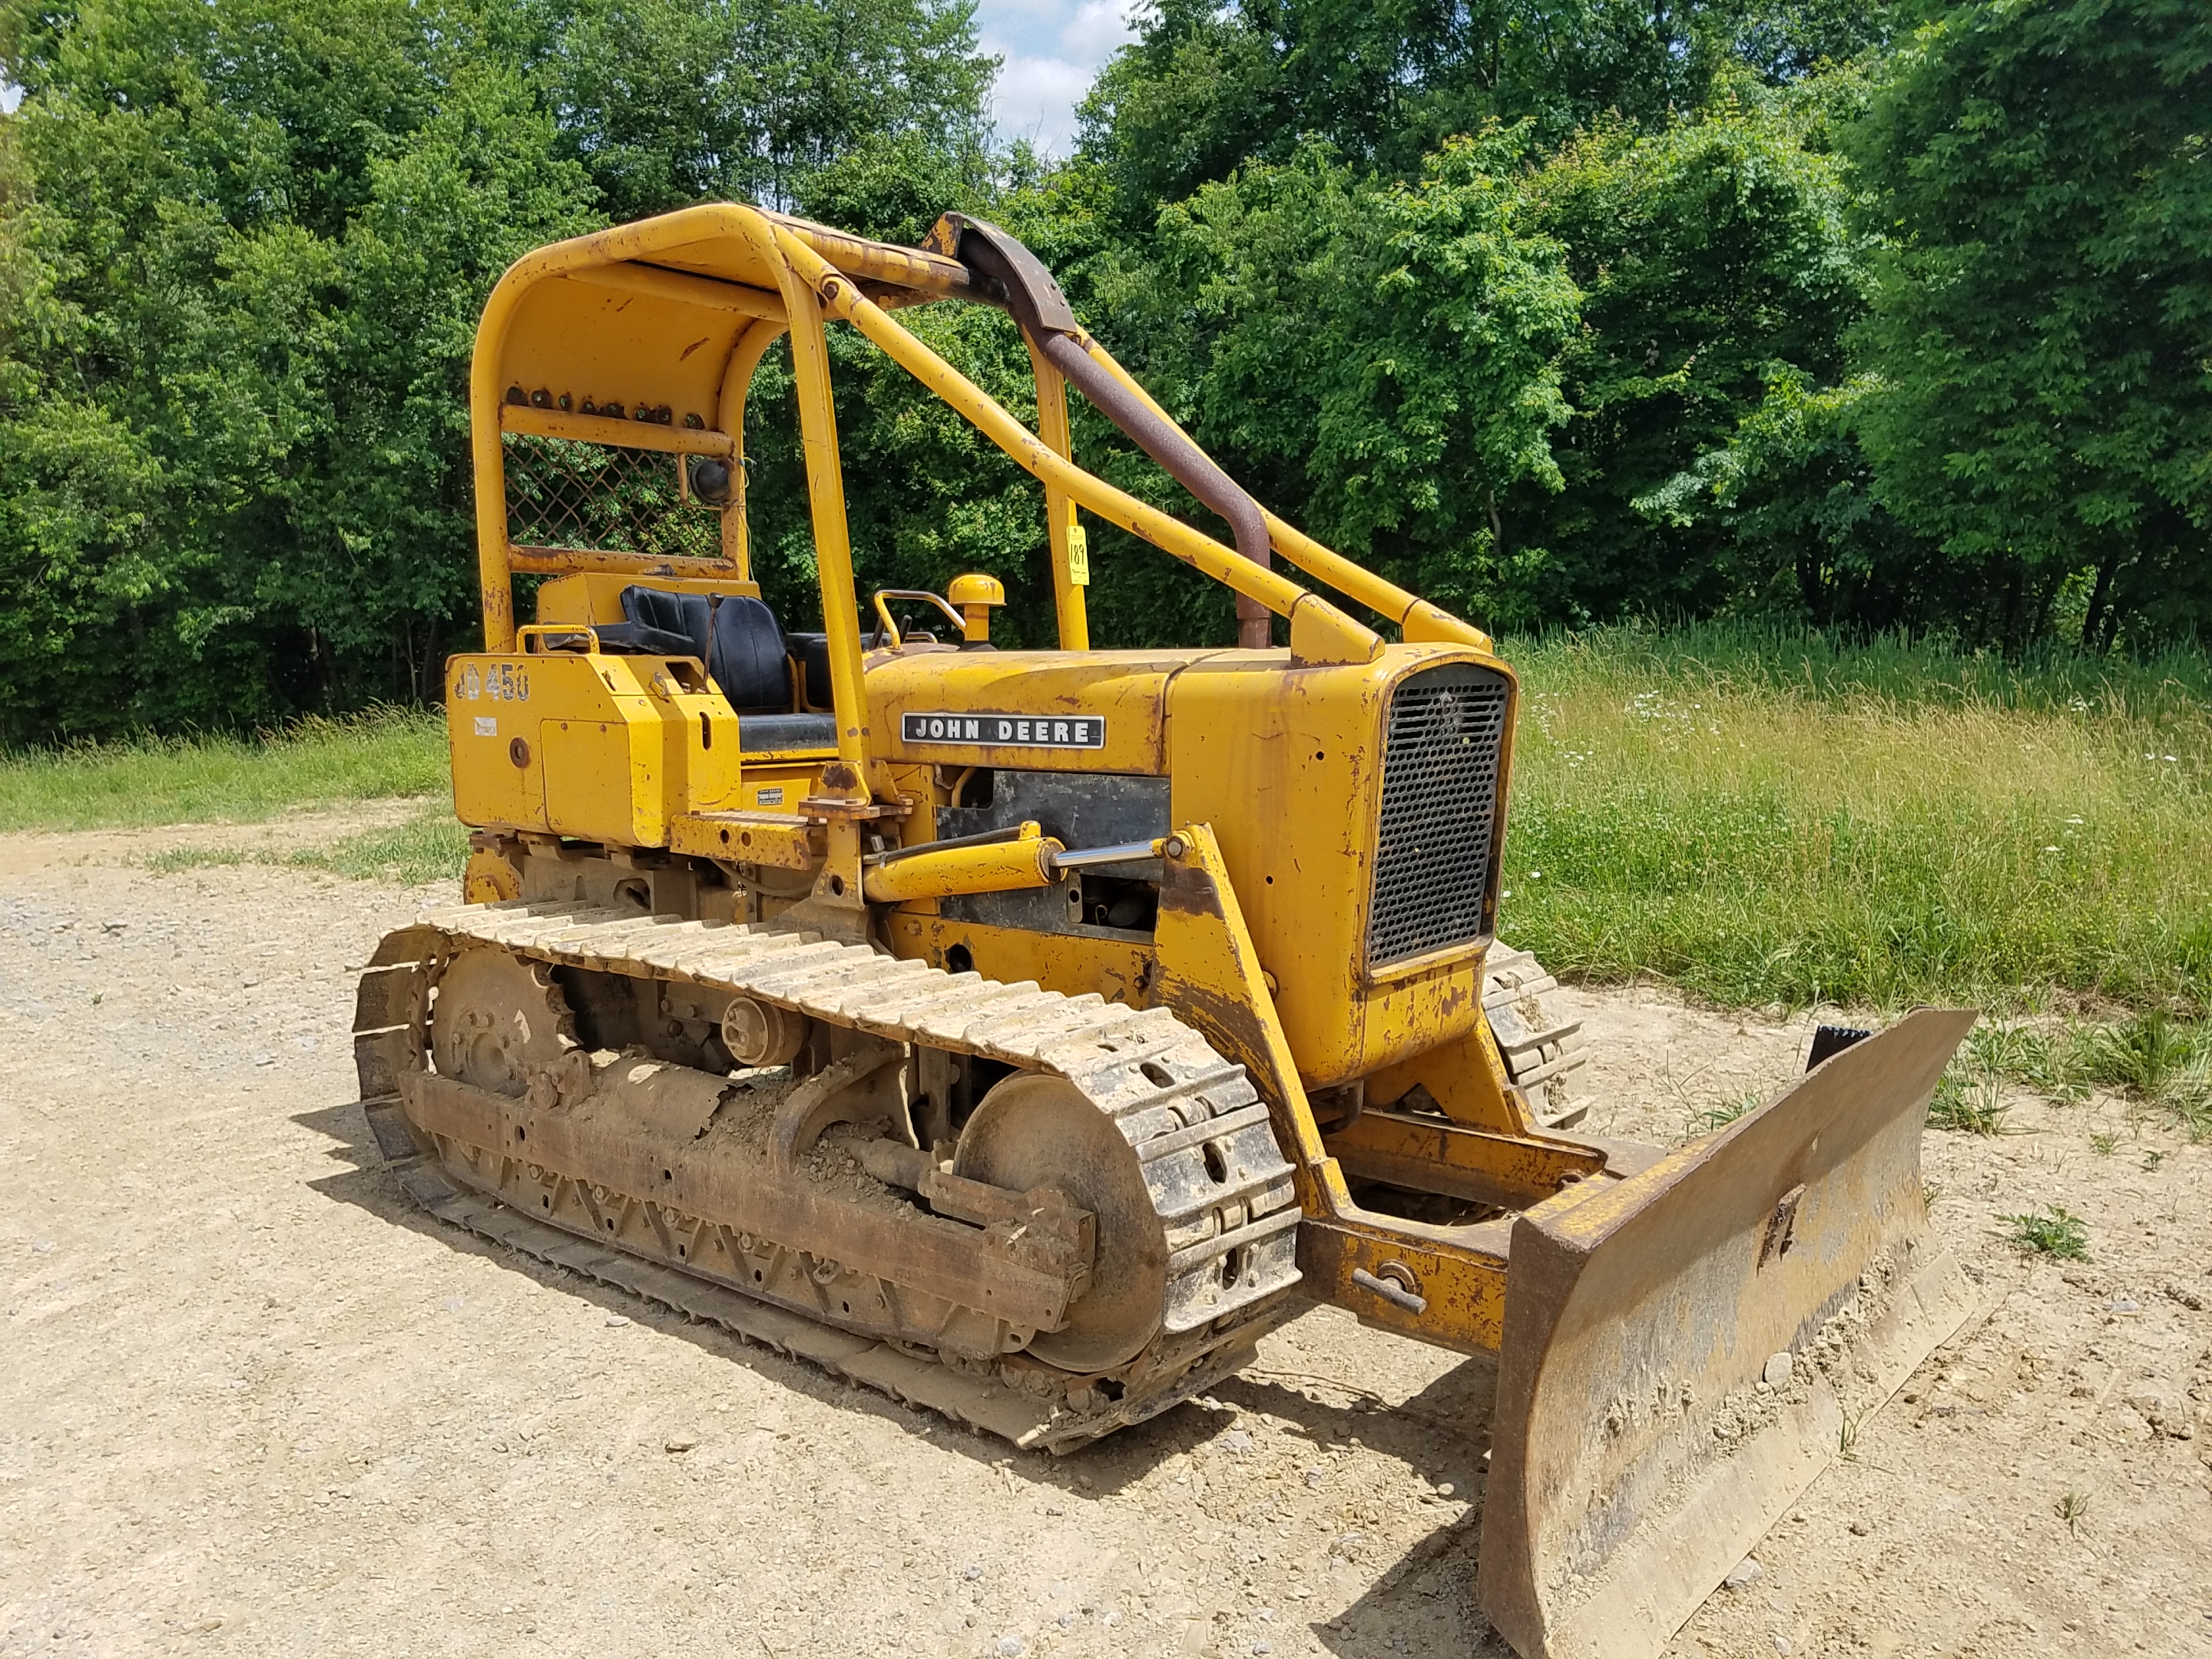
[{"left": 901, "top": 712, "right": 1106, "bottom": 750}]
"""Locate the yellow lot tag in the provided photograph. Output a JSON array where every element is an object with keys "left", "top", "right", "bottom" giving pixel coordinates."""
[{"left": 1066, "top": 522, "right": 1090, "bottom": 587}]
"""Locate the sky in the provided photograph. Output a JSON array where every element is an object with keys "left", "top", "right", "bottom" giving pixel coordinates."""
[{"left": 975, "top": 0, "right": 1137, "bottom": 154}]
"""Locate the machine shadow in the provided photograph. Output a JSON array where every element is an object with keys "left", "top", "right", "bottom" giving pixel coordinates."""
[
  {"left": 1208, "top": 1361, "right": 1511, "bottom": 1659},
  {"left": 295, "top": 1097, "right": 1233, "bottom": 1493},
  {"left": 297, "top": 1096, "right": 1517, "bottom": 1651}
]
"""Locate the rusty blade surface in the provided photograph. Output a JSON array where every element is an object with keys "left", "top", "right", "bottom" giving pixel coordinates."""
[{"left": 1478, "top": 1008, "right": 1979, "bottom": 1659}]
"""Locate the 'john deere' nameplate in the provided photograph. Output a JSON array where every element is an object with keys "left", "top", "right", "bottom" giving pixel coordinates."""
[{"left": 901, "top": 712, "right": 1106, "bottom": 750}]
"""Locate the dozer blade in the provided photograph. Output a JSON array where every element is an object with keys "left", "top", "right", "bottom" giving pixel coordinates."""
[{"left": 1478, "top": 1008, "right": 1979, "bottom": 1659}]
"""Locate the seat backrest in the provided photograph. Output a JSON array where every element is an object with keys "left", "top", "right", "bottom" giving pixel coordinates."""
[
  {"left": 709, "top": 595, "right": 790, "bottom": 712},
  {"left": 621, "top": 585, "right": 711, "bottom": 660},
  {"left": 785, "top": 631, "right": 835, "bottom": 712}
]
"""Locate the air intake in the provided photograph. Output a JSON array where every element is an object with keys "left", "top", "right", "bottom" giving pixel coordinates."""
[{"left": 1367, "top": 664, "right": 1509, "bottom": 968}]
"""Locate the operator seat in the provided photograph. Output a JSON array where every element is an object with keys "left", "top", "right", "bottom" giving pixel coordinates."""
[
  {"left": 568, "top": 584, "right": 837, "bottom": 752},
  {"left": 704, "top": 595, "right": 790, "bottom": 712},
  {"left": 581, "top": 585, "right": 708, "bottom": 659},
  {"left": 722, "top": 600, "right": 836, "bottom": 749}
]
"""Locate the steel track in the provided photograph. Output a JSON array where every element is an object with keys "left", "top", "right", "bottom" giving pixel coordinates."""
[{"left": 353, "top": 899, "right": 1306, "bottom": 1451}]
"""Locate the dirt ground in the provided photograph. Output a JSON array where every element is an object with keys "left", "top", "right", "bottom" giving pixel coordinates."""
[{"left": 2, "top": 816, "right": 2207, "bottom": 1659}]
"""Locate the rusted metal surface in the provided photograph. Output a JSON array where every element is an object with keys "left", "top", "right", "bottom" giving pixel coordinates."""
[
  {"left": 957, "top": 1073, "right": 1171, "bottom": 1369},
  {"left": 669, "top": 810, "right": 823, "bottom": 869},
  {"left": 356, "top": 899, "right": 1304, "bottom": 1449},
  {"left": 429, "top": 947, "right": 574, "bottom": 1095},
  {"left": 720, "top": 994, "right": 807, "bottom": 1067},
  {"left": 1485, "top": 942, "right": 1594, "bottom": 1128},
  {"left": 766, "top": 1039, "right": 905, "bottom": 1171},
  {"left": 1323, "top": 1108, "right": 1608, "bottom": 1211},
  {"left": 361, "top": 1096, "right": 1273, "bottom": 1450},
  {"left": 1476, "top": 1008, "right": 1978, "bottom": 1659},
  {"left": 400, "top": 1066, "right": 1091, "bottom": 1339}
]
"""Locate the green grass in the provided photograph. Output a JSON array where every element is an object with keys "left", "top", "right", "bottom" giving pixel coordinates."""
[
  {"left": 2057, "top": 1490, "right": 2091, "bottom": 1534},
  {"left": 0, "top": 707, "right": 449, "bottom": 831},
  {"left": 2002, "top": 1204, "right": 2090, "bottom": 1260},
  {"left": 1, "top": 704, "right": 464, "bottom": 886},
  {"left": 1498, "top": 621, "right": 2212, "bottom": 1015},
  {"left": 1685, "top": 1086, "right": 1766, "bottom": 1137},
  {"left": 1934, "top": 1010, "right": 2211, "bottom": 1139},
  {"left": 1928, "top": 1071, "right": 2010, "bottom": 1135},
  {"left": 146, "top": 810, "right": 471, "bottom": 886}
]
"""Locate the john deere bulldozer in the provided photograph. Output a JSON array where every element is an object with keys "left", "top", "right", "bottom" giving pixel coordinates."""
[{"left": 349, "top": 204, "right": 1976, "bottom": 1658}]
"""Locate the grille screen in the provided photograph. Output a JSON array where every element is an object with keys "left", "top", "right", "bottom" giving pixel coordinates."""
[
  {"left": 1367, "top": 664, "right": 1509, "bottom": 967},
  {"left": 503, "top": 431, "right": 726, "bottom": 561}
]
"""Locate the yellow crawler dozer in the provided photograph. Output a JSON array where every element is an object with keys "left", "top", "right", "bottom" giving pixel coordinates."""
[{"left": 350, "top": 204, "right": 1976, "bottom": 1658}]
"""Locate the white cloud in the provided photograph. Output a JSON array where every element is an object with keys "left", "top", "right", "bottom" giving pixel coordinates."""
[
  {"left": 2, "top": 81, "right": 21, "bottom": 114},
  {"left": 987, "top": 55, "right": 1101, "bottom": 153},
  {"left": 975, "top": 0, "right": 1137, "bottom": 155}
]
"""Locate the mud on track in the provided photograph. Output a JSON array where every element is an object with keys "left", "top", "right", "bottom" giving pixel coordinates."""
[{"left": 1, "top": 822, "right": 2207, "bottom": 1658}]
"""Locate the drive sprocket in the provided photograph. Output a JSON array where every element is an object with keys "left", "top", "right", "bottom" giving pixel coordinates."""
[{"left": 429, "top": 946, "right": 578, "bottom": 1097}]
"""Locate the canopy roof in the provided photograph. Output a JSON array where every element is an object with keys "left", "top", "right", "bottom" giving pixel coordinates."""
[{"left": 479, "top": 205, "right": 979, "bottom": 438}]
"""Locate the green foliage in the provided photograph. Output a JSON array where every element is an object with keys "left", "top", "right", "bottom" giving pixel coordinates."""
[
  {"left": 1502, "top": 87, "right": 1882, "bottom": 626},
  {"left": 1635, "top": 369, "right": 1939, "bottom": 627},
  {"left": 536, "top": 0, "right": 995, "bottom": 220},
  {"left": 2072, "top": 1011, "right": 2203, "bottom": 1103},
  {"left": 1938, "top": 1012, "right": 2210, "bottom": 1139},
  {"left": 1077, "top": 0, "right": 1876, "bottom": 215},
  {"left": 1078, "top": 0, "right": 2207, "bottom": 651},
  {"left": 0, "top": 0, "right": 998, "bottom": 742},
  {"left": 2002, "top": 1204, "right": 2088, "bottom": 1260},
  {"left": 2065, "top": 1012, "right": 2211, "bottom": 1137},
  {"left": 1958, "top": 1020, "right": 2085, "bottom": 1103},
  {"left": 1, "top": 0, "right": 2204, "bottom": 744},
  {"left": 1091, "top": 129, "right": 1580, "bottom": 631},
  {"left": 0, "top": 0, "right": 605, "bottom": 740},
  {"left": 1928, "top": 1071, "right": 2008, "bottom": 1134},
  {"left": 1847, "top": 0, "right": 2212, "bottom": 653},
  {"left": 1687, "top": 1086, "right": 1767, "bottom": 1137}
]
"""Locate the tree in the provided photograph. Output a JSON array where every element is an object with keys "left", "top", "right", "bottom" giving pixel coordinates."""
[
  {"left": 1078, "top": 0, "right": 1901, "bottom": 217},
  {"left": 0, "top": 0, "right": 1001, "bottom": 740},
  {"left": 0, "top": 0, "right": 611, "bottom": 737},
  {"left": 1848, "top": 0, "right": 2212, "bottom": 651},
  {"left": 1080, "top": 129, "right": 1581, "bottom": 636},
  {"left": 533, "top": 0, "right": 995, "bottom": 220},
  {"left": 1502, "top": 83, "right": 1875, "bottom": 623},
  {"left": 1634, "top": 368, "right": 1944, "bottom": 627}
]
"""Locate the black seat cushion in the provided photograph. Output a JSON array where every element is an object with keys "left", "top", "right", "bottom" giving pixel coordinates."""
[
  {"left": 621, "top": 585, "right": 711, "bottom": 658},
  {"left": 709, "top": 594, "right": 790, "bottom": 712}
]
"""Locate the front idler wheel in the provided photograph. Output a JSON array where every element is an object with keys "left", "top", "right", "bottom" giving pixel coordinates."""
[{"left": 952, "top": 1073, "right": 1166, "bottom": 1370}]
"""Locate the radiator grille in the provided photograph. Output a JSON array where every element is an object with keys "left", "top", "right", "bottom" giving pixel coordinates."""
[{"left": 1367, "top": 664, "right": 1509, "bottom": 968}]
